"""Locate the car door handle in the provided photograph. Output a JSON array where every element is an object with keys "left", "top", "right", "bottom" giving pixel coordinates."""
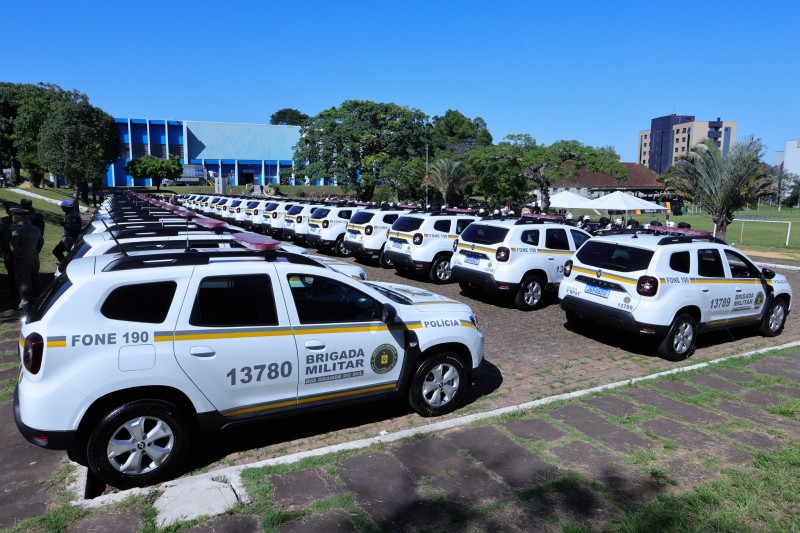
[
  {"left": 305, "top": 340, "right": 326, "bottom": 351},
  {"left": 735, "top": 288, "right": 743, "bottom": 292},
  {"left": 548, "top": 257, "right": 555, "bottom": 261},
  {"left": 190, "top": 347, "right": 216, "bottom": 358},
  {"left": 702, "top": 288, "right": 710, "bottom": 293}
]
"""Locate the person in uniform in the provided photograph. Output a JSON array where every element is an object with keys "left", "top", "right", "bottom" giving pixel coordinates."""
[
  {"left": 52, "top": 200, "right": 82, "bottom": 263},
  {"left": 20, "top": 198, "right": 45, "bottom": 238},
  {"left": 9, "top": 207, "right": 42, "bottom": 315}
]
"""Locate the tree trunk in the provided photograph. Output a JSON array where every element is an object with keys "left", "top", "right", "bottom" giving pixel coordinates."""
[{"left": 11, "top": 159, "right": 21, "bottom": 183}]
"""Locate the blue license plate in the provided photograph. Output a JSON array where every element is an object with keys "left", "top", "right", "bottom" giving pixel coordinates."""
[
  {"left": 392, "top": 240, "right": 402, "bottom": 248},
  {"left": 465, "top": 256, "right": 479, "bottom": 265},
  {"left": 585, "top": 284, "right": 610, "bottom": 298}
]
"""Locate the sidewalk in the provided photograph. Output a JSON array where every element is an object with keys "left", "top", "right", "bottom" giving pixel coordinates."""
[{"left": 4, "top": 346, "right": 798, "bottom": 532}]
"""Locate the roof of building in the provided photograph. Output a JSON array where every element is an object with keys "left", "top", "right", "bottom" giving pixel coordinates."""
[{"left": 552, "top": 162, "right": 662, "bottom": 190}]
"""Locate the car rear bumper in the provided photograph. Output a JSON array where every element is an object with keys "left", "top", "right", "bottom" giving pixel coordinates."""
[
  {"left": 559, "top": 295, "right": 668, "bottom": 336},
  {"left": 383, "top": 250, "right": 427, "bottom": 270},
  {"left": 451, "top": 266, "right": 519, "bottom": 292},
  {"left": 13, "top": 385, "right": 75, "bottom": 450}
]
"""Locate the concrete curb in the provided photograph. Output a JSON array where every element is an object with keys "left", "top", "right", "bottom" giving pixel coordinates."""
[
  {"left": 9, "top": 188, "right": 91, "bottom": 213},
  {"left": 73, "top": 340, "right": 800, "bottom": 526}
]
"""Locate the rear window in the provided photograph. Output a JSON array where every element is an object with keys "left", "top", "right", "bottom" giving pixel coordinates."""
[
  {"left": 311, "top": 208, "right": 330, "bottom": 219},
  {"left": 575, "top": 241, "right": 654, "bottom": 272},
  {"left": 230, "top": 200, "right": 242, "bottom": 207},
  {"left": 350, "top": 211, "right": 376, "bottom": 224},
  {"left": 246, "top": 201, "right": 260, "bottom": 208},
  {"left": 287, "top": 205, "right": 304, "bottom": 215},
  {"left": 459, "top": 224, "right": 509, "bottom": 245},
  {"left": 27, "top": 273, "right": 73, "bottom": 323},
  {"left": 392, "top": 216, "right": 424, "bottom": 232},
  {"left": 101, "top": 281, "right": 177, "bottom": 323},
  {"left": 264, "top": 202, "right": 280, "bottom": 211}
]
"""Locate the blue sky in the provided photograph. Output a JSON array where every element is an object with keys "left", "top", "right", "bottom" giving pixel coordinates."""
[{"left": 4, "top": 0, "right": 798, "bottom": 164}]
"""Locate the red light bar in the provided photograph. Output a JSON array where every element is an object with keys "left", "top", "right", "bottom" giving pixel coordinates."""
[
  {"left": 444, "top": 207, "right": 475, "bottom": 213},
  {"left": 661, "top": 227, "right": 712, "bottom": 236},
  {"left": 176, "top": 209, "right": 196, "bottom": 218},
  {"left": 522, "top": 213, "right": 565, "bottom": 221},
  {"left": 194, "top": 217, "right": 227, "bottom": 228},
  {"left": 232, "top": 232, "right": 282, "bottom": 251}
]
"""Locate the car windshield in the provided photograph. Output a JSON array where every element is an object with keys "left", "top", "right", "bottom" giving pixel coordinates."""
[
  {"left": 59, "top": 237, "right": 91, "bottom": 268},
  {"left": 459, "top": 224, "right": 509, "bottom": 245},
  {"left": 575, "top": 240, "right": 654, "bottom": 272},
  {"left": 349, "top": 211, "right": 376, "bottom": 224},
  {"left": 363, "top": 283, "right": 413, "bottom": 305},
  {"left": 392, "top": 216, "right": 424, "bottom": 232}
]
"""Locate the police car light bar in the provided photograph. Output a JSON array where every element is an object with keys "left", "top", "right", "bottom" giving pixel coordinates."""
[
  {"left": 444, "top": 207, "right": 476, "bottom": 214},
  {"left": 661, "top": 227, "right": 712, "bottom": 236},
  {"left": 194, "top": 217, "right": 227, "bottom": 229},
  {"left": 522, "top": 213, "right": 564, "bottom": 221},
  {"left": 176, "top": 210, "right": 196, "bottom": 218},
  {"left": 232, "top": 233, "right": 282, "bottom": 251}
]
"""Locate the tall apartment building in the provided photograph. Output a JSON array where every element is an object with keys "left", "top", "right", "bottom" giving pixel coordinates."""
[
  {"left": 775, "top": 140, "right": 800, "bottom": 176},
  {"left": 638, "top": 114, "right": 736, "bottom": 174}
]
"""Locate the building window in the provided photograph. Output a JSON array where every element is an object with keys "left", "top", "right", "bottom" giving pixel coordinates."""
[
  {"left": 682, "top": 128, "right": 687, "bottom": 133},
  {"left": 682, "top": 137, "right": 686, "bottom": 142},
  {"left": 681, "top": 147, "right": 685, "bottom": 151},
  {"left": 675, "top": 148, "right": 679, "bottom": 153}
]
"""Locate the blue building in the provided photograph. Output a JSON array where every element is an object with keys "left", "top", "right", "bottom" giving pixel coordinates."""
[{"left": 107, "top": 119, "right": 325, "bottom": 187}]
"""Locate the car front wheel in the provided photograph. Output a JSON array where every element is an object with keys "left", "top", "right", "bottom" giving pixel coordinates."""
[
  {"left": 429, "top": 255, "right": 453, "bottom": 284},
  {"left": 86, "top": 399, "right": 190, "bottom": 489},
  {"left": 409, "top": 352, "right": 467, "bottom": 417},
  {"left": 514, "top": 275, "right": 545, "bottom": 310},
  {"left": 658, "top": 313, "right": 696, "bottom": 361},
  {"left": 760, "top": 298, "right": 787, "bottom": 337}
]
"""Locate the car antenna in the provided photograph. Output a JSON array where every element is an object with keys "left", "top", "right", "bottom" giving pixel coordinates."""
[{"left": 98, "top": 218, "right": 129, "bottom": 257}]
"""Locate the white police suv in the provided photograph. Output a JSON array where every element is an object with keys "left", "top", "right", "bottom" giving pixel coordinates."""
[
  {"left": 282, "top": 202, "right": 324, "bottom": 242},
  {"left": 558, "top": 229, "right": 792, "bottom": 360},
  {"left": 383, "top": 209, "right": 480, "bottom": 283},
  {"left": 261, "top": 200, "right": 297, "bottom": 237},
  {"left": 451, "top": 214, "right": 591, "bottom": 310},
  {"left": 14, "top": 235, "right": 484, "bottom": 489},
  {"left": 306, "top": 203, "right": 365, "bottom": 257},
  {"left": 342, "top": 206, "right": 414, "bottom": 266}
]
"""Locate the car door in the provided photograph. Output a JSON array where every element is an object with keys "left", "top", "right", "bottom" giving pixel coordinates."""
[
  {"left": 542, "top": 227, "right": 573, "bottom": 282},
  {"left": 722, "top": 249, "right": 766, "bottom": 325},
  {"left": 694, "top": 248, "right": 734, "bottom": 326},
  {"left": 173, "top": 263, "right": 300, "bottom": 415},
  {"left": 281, "top": 271, "right": 406, "bottom": 408}
]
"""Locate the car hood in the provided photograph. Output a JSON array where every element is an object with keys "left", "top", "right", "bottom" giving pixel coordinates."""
[{"left": 365, "top": 281, "right": 472, "bottom": 312}]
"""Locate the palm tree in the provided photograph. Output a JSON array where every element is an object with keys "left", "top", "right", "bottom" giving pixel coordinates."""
[
  {"left": 426, "top": 157, "right": 474, "bottom": 205},
  {"left": 660, "top": 137, "right": 773, "bottom": 241}
]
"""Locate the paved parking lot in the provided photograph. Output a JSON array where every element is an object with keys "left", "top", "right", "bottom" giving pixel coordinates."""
[{"left": 1, "top": 247, "right": 799, "bottom": 529}]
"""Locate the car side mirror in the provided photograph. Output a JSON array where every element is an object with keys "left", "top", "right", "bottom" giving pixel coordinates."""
[
  {"left": 381, "top": 303, "right": 398, "bottom": 323},
  {"left": 761, "top": 268, "right": 776, "bottom": 280}
]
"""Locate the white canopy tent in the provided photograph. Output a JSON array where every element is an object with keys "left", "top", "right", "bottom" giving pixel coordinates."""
[
  {"left": 547, "top": 191, "right": 590, "bottom": 209},
  {"left": 583, "top": 191, "right": 668, "bottom": 213}
]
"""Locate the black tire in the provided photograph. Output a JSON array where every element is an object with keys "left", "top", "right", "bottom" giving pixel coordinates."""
[
  {"left": 760, "top": 298, "right": 787, "bottom": 337},
  {"left": 514, "top": 275, "right": 545, "bottom": 311},
  {"left": 657, "top": 313, "right": 697, "bottom": 361},
  {"left": 409, "top": 352, "right": 468, "bottom": 417},
  {"left": 86, "top": 399, "right": 190, "bottom": 489},
  {"left": 378, "top": 246, "right": 394, "bottom": 268},
  {"left": 334, "top": 236, "right": 352, "bottom": 257},
  {"left": 565, "top": 310, "right": 583, "bottom": 330},
  {"left": 428, "top": 255, "right": 453, "bottom": 284}
]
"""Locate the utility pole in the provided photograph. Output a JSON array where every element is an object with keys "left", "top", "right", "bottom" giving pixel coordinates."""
[{"left": 425, "top": 143, "right": 429, "bottom": 207}]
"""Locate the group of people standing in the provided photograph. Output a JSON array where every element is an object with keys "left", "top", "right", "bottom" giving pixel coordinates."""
[{"left": 0, "top": 197, "right": 82, "bottom": 315}]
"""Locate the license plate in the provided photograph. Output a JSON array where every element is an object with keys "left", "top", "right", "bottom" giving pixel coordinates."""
[
  {"left": 585, "top": 284, "right": 610, "bottom": 298},
  {"left": 465, "top": 256, "right": 480, "bottom": 265},
  {"left": 392, "top": 240, "right": 402, "bottom": 248},
  {"left": 348, "top": 230, "right": 358, "bottom": 236}
]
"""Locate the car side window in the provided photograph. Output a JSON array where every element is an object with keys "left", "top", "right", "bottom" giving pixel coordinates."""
[
  {"left": 697, "top": 249, "right": 724, "bottom": 278},
  {"left": 724, "top": 249, "right": 758, "bottom": 278},
  {"left": 338, "top": 210, "right": 352, "bottom": 220},
  {"left": 190, "top": 275, "right": 277, "bottom": 327},
  {"left": 287, "top": 274, "right": 379, "bottom": 324},
  {"left": 545, "top": 228, "right": 570, "bottom": 250},
  {"left": 669, "top": 251, "right": 690, "bottom": 274},
  {"left": 520, "top": 230, "right": 539, "bottom": 245},
  {"left": 456, "top": 218, "right": 473, "bottom": 235},
  {"left": 433, "top": 220, "right": 451, "bottom": 233},
  {"left": 101, "top": 281, "right": 177, "bottom": 324},
  {"left": 569, "top": 229, "right": 590, "bottom": 249},
  {"left": 383, "top": 214, "right": 399, "bottom": 224}
]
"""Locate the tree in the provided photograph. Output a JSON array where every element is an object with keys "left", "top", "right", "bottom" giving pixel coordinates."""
[
  {"left": 518, "top": 137, "right": 625, "bottom": 212},
  {"left": 426, "top": 157, "right": 474, "bottom": 205},
  {"left": 0, "top": 82, "right": 87, "bottom": 184},
  {"left": 293, "top": 100, "right": 430, "bottom": 201},
  {"left": 126, "top": 155, "right": 183, "bottom": 192},
  {"left": 431, "top": 109, "right": 493, "bottom": 153},
  {"left": 767, "top": 164, "right": 799, "bottom": 210},
  {"left": 379, "top": 156, "right": 426, "bottom": 203},
  {"left": 659, "top": 137, "right": 773, "bottom": 241},
  {"left": 270, "top": 108, "right": 309, "bottom": 126},
  {"left": 38, "top": 99, "right": 119, "bottom": 202}
]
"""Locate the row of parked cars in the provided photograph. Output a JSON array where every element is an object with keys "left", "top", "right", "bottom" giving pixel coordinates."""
[
  {"left": 181, "top": 192, "right": 793, "bottom": 364},
  {"left": 14, "top": 192, "right": 486, "bottom": 489}
]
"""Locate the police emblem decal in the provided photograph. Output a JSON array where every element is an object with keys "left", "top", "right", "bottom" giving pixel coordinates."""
[
  {"left": 755, "top": 292, "right": 764, "bottom": 308},
  {"left": 371, "top": 344, "right": 398, "bottom": 374}
]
